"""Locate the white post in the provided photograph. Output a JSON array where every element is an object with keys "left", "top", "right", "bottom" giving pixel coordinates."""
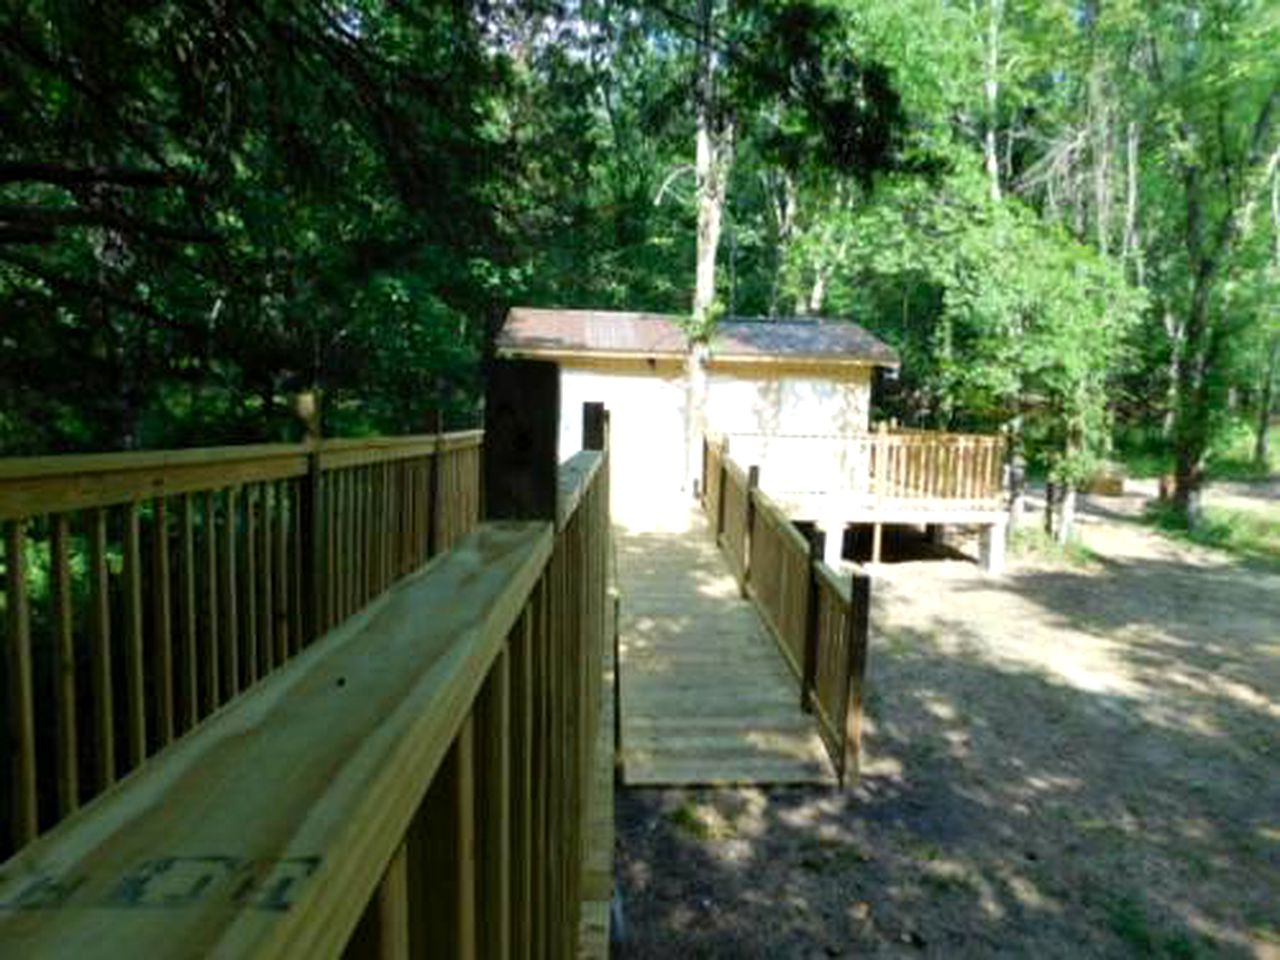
[{"left": 980, "top": 519, "right": 1007, "bottom": 575}]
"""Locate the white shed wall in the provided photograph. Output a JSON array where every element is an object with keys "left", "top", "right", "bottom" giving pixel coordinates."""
[
  {"left": 705, "top": 367, "right": 871, "bottom": 437},
  {"left": 559, "top": 364, "right": 689, "bottom": 526}
]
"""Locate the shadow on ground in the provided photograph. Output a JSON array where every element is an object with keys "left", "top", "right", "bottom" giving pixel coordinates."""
[{"left": 614, "top": 521, "right": 1280, "bottom": 958}]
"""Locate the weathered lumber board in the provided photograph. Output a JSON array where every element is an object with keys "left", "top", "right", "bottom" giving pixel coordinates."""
[{"left": 0, "top": 521, "right": 552, "bottom": 959}]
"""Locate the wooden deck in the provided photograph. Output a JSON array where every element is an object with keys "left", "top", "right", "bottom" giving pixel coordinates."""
[{"left": 616, "top": 507, "right": 835, "bottom": 786}]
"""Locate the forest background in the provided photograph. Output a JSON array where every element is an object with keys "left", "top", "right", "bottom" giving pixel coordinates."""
[{"left": 2, "top": 0, "right": 1278, "bottom": 527}]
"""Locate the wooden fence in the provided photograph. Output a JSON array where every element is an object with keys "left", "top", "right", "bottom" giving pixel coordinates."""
[
  {"left": 702, "top": 436, "right": 871, "bottom": 784},
  {"left": 720, "top": 427, "right": 1005, "bottom": 507},
  {"left": 0, "top": 431, "right": 482, "bottom": 858},
  {"left": 0, "top": 430, "right": 610, "bottom": 958}
]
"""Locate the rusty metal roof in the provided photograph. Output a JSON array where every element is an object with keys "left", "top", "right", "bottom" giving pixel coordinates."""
[{"left": 498, "top": 308, "right": 899, "bottom": 367}]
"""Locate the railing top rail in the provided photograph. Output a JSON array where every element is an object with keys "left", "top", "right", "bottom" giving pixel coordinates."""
[
  {"left": 814, "top": 558, "right": 854, "bottom": 602},
  {"left": 0, "top": 519, "right": 553, "bottom": 957},
  {"left": 723, "top": 429, "right": 1002, "bottom": 443},
  {"left": 556, "top": 449, "right": 604, "bottom": 531},
  {"left": 751, "top": 485, "right": 810, "bottom": 555},
  {"left": 0, "top": 430, "right": 484, "bottom": 520}
]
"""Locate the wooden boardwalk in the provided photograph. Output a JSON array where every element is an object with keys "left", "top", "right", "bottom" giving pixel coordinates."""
[{"left": 616, "top": 507, "right": 835, "bottom": 786}]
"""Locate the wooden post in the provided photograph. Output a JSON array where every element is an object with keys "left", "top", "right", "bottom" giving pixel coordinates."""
[
  {"left": 425, "top": 410, "right": 444, "bottom": 557},
  {"left": 296, "top": 391, "right": 324, "bottom": 648},
  {"left": 582, "top": 402, "right": 607, "bottom": 452},
  {"left": 715, "top": 440, "right": 728, "bottom": 540},
  {"left": 6, "top": 519, "right": 37, "bottom": 847},
  {"left": 800, "top": 528, "right": 825, "bottom": 713},
  {"left": 842, "top": 570, "right": 872, "bottom": 788},
  {"left": 484, "top": 360, "right": 559, "bottom": 523},
  {"left": 740, "top": 465, "right": 759, "bottom": 595}
]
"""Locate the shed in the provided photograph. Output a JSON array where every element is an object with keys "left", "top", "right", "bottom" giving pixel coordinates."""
[{"left": 495, "top": 308, "right": 900, "bottom": 521}]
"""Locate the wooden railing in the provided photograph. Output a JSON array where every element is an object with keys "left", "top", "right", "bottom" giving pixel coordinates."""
[
  {"left": 719, "top": 458, "right": 751, "bottom": 584},
  {"left": 0, "top": 431, "right": 481, "bottom": 858},
  {"left": 721, "top": 427, "right": 1005, "bottom": 507},
  {"left": 702, "top": 436, "right": 871, "bottom": 784},
  {"left": 746, "top": 489, "right": 811, "bottom": 682},
  {"left": 0, "top": 431, "right": 610, "bottom": 958}
]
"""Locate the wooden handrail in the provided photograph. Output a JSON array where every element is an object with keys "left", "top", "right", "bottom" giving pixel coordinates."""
[
  {"left": 0, "top": 432, "right": 483, "bottom": 519},
  {"left": 0, "top": 521, "right": 553, "bottom": 956},
  {"left": 0, "top": 440, "right": 611, "bottom": 956},
  {"left": 0, "top": 431, "right": 484, "bottom": 856}
]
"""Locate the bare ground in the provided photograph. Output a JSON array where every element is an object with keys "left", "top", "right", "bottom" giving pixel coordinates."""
[{"left": 615, "top": 490, "right": 1280, "bottom": 958}]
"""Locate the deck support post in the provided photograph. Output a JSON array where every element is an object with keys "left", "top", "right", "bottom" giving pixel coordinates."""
[
  {"left": 818, "top": 517, "right": 844, "bottom": 568},
  {"left": 871, "top": 523, "right": 883, "bottom": 564},
  {"left": 980, "top": 519, "right": 1007, "bottom": 575}
]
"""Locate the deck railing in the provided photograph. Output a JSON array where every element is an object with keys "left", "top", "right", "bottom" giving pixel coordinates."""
[
  {"left": 0, "top": 431, "right": 481, "bottom": 857},
  {"left": 701, "top": 436, "right": 871, "bottom": 784},
  {"left": 722, "top": 427, "right": 1005, "bottom": 507},
  {"left": 0, "top": 435, "right": 610, "bottom": 958}
]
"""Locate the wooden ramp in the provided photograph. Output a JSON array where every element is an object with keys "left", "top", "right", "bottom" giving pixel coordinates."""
[{"left": 616, "top": 507, "right": 836, "bottom": 786}]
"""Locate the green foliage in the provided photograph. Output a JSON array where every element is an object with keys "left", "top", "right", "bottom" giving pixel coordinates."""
[{"left": 1145, "top": 500, "right": 1280, "bottom": 571}]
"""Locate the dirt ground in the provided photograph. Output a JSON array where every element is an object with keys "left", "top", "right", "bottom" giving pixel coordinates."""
[{"left": 615, "top": 487, "right": 1280, "bottom": 958}]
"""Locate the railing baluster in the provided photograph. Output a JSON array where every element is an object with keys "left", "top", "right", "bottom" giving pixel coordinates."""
[
  {"left": 152, "top": 497, "right": 174, "bottom": 746},
  {"left": 180, "top": 494, "right": 198, "bottom": 732},
  {"left": 260, "top": 480, "right": 274, "bottom": 676},
  {"left": 88, "top": 506, "right": 116, "bottom": 788},
  {"left": 122, "top": 502, "right": 146, "bottom": 767},
  {"left": 221, "top": 487, "right": 240, "bottom": 701},
  {"left": 51, "top": 512, "right": 79, "bottom": 816},
  {"left": 6, "top": 518, "right": 38, "bottom": 845},
  {"left": 203, "top": 490, "right": 220, "bottom": 714}
]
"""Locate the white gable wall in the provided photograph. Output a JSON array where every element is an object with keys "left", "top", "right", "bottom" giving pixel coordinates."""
[{"left": 556, "top": 358, "right": 874, "bottom": 529}]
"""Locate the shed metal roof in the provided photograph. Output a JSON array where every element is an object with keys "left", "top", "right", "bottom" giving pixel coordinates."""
[{"left": 497, "top": 308, "right": 899, "bottom": 367}]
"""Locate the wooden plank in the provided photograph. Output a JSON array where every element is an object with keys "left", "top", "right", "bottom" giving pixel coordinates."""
[
  {"left": 151, "top": 497, "right": 174, "bottom": 746},
  {"left": 179, "top": 495, "right": 198, "bottom": 731},
  {"left": 509, "top": 610, "right": 533, "bottom": 960},
  {"left": 617, "top": 509, "right": 834, "bottom": 788},
  {"left": 842, "top": 571, "right": 872, "bottom": 787},
  {"left": 0, "top": 448, "right": 307, "bottom": 522},
  {"left": 220, "top": 488, "right": 240, "bottom": 701},
  {"left": 476, "top": 649, "right": 512, "bottom": 960},
  {"left": 5, "top": 519, "right": 38, "bottom": 846},
  {"left": 274, "top": 480, "right": 290, "bottom": 664},
  {"left": 484, "top": 359, "right": 559, "bottom": 522},
  {"left": 260, "top": 482, "right": 274, "bottom": 676},
  {"left": 88, "top": 507, "right": 116, "bottom": 788},
  {"left": 202, "top": 492, "right": 220, "bottom": 714},
  {"left": 122, "top": 502, "right": 147, "bottom": 767},
  {"left": 0, "top": 521, "right": 553, "bottom": 959},
  {"left": 243, "top": 485, "right": 258, "bottom": 687},
  {"left": 50, "top": 514, "right": 79, "bottom": 817}
]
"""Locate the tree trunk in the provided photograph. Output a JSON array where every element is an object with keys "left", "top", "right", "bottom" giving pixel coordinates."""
[
  {"left": 1056, "top": 485, "right": 1077, "bottom": 545},
  {"left": 981, "top": 0, "right": 1003, "bottom": 203},
  {"left": 692, "top": 0, "right": 731, "bottom": 327},
  {"left": 1123, "top": 120, "right": 1141, "bottom": 281},
  {"left": 1006, "top": 412, "right": 1026, "bottom": 530},
  {"left": 1043, "top": 481, "right": 1056, "bottom": 537}
]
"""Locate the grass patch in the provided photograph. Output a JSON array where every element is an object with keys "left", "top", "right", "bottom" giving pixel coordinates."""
[
  {"left": 1145, "top": 500, "right": 1280, "bottom": 570},
  {"left": 665, "top": 802, "right": 734, "bottom": 841},
  {"left": 1009, "top": 526, "right": 1101, "bottom": 567},
  {"left": 1114, "top": 421, "right": 1279, "bottom": 482},
  {"left": 1105, "top": 894, "right": 1206, "bottom": 958}
]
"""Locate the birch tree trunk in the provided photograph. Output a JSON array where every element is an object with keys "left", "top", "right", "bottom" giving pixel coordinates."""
[{"left": 980, "top": 0, "right": 1004, "bottom": 203}]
